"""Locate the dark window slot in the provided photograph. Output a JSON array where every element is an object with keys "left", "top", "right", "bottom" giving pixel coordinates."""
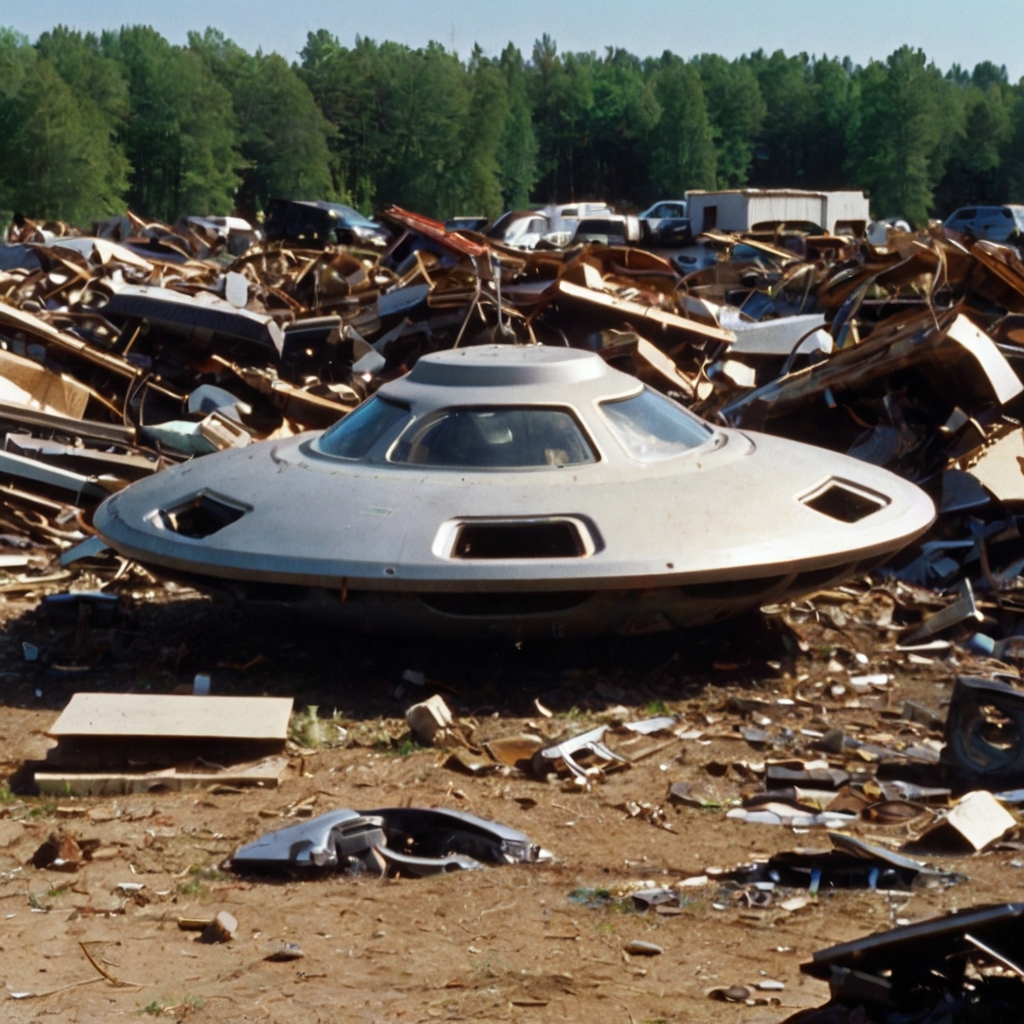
[
  {"left": 804, "top": 484, "right": 884, "bottom": 523},
  {"left": 160, "top": 494, "right": 246, "bottom": 538},
  {"left": 452, "top": 521, "right": 584, "bottom": 559}
]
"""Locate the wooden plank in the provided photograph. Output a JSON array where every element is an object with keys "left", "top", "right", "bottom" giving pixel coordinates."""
[
  {"left": 0, "top": 302, "right": 142, "bottom": 381},
  {"left": 945, "top": 314, "right": 1023, "bottom": 405},
  {"left": 0, "top": 571, "right": 71, "bottom": 593},
  {"left": 557, "top": 279, "right": 735, "bottom": 345},
  {"left": 382, "top": 206, "right": 490, "bottom": 258},
  {"left": 47, "top": 693, "right": 293, "bottom": 741},
  {"left": 0, "top": 397, "right": 136, "bottom": 445},
  {"left": 35, "top": 756, "right": 288, "bottom": 796},
  {"left": 0, "top": 347, "right": 90, "bottom": 419},
  {"left": 597, "top": 334, "right": 695, "bottom": 399},
  {"left": 972, "top": 240, "right": 1024, "bottom": 301}
]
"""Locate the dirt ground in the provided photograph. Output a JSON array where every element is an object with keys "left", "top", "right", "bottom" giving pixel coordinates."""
[{"left": 0, "top": 586, "right": 1017, "bottom": 1023}]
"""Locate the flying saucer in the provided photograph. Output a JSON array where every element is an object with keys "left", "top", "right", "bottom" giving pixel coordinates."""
[{"left": 92, "top": 345, "right": 935, "bottom": 637}]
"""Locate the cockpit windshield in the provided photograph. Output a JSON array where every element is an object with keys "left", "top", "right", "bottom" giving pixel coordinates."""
[
  {"left": 315, "top": 397, "right": 411, "bottom": 460},
  {"left": 600, "top": 387, "right": 713, "bottom": 461},
  {"left": 389, "top": 407, "right": 597, "bottom": 469}
]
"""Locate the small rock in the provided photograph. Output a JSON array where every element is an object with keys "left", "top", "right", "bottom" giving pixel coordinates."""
[
  {"left": 719, "top": 985, "right": 751, "bottom": 1002},
  {"left": 199, "top": 910, "right": 238, "bottom": 944},
  {"left": 779, "top": 895, "right": 809, "bottom": 912},
  {"left": 624, "top": 940, "right": 663, "bottom": 956},
  {"left": 265, "top": 941, "right": 304, "bottom": 962},
  {"left": 405, "top": 694, "right": 453, "bottom": 746},
  {"left": 30, "top": 832, "right": 83, "bottom": 871},
  {"left": 758, "top": 979, "right": 785, "bottom": 991}
]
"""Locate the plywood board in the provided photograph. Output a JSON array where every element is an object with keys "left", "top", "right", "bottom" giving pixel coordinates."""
[
  {"left": 944, "top": 790, "right": 1015, "bottom": 851},
  {"left": 633, "top": 338, "right": 696, "bottom": 399},
  {"left": 558, "top": 279, "right": 735, "bottom": 345},
  {"left": 945, "top": 314, "right": 1023, "bottom": 405},
  {"left": 0, "top": 348, "right": 91, "bottom": 418},
  {"left": 47, "top": 693, "right": 293, "bottom": 741},
  {"left": 35, "top": 756, "right": 288, "bottom": 796},
  {"left": 968, "top": 430, "right": 1024, "bottom": 503}
]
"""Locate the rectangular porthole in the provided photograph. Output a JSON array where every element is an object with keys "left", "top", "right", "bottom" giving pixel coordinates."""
[
  {"left": 154, "top": 492, "right": 248, "bottom": 538},
  {"left": 451, "top": 520, "right": 586, "bottom": 559},
  {"left": 801, "top": 479, "right": 888, "bottom": 523}
]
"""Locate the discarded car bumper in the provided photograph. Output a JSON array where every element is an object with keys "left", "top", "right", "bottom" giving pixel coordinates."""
[{"left": 230, "top": 806, "right": 550, "bottom": 876}]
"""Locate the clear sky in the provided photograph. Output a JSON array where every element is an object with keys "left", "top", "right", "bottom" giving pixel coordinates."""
[{"left": 4, "top": 0, "right": 1023, "bottom": 79}]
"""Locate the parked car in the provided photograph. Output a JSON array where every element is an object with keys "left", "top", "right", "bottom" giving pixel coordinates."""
[
  {"left": 265, "top": 199, "right": 390, "bottom": 248},
  {"left": 550, "top": 202, "right": 613, "bottom": 220},
  {"left": 485, "top": 211, "right": 552, "bottom": 250},
  {"left": 542, "top": 203, "right": 615, "bottom": 247},
  {"left": 639, "top": 199, "right": 687, "bottom": 226},
  {"left": 486, "top": 204, "right": 625, "bottom": 250},
  {"left": 571, "top": 216, "right": 641, "bottom": 246},
  {"left": 646, "top": 217, "right": 693, "bottom": 247},
  {"left": 181, "top": 215, "right": 259, "bottom": 256},
  {"left": 639, "top": 201, "right": 690, "bottom": 246},
  {"left": 944, "top": 205, "right": 1024, "bottom": 245}
]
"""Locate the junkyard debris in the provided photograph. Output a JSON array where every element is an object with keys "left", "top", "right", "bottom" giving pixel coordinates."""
[
  {"left": 198, "top": 911, "right": 238, "bottom": 944},
  {"left": 35, "top": 692, "right": 292, "bottom": 794},
  {"left": 786, "top": 903, "right": 1024, "bottom": 1022},
  {"left": 406, "top": 694, "right": 454, "bottom": 746},
  {"left": 231, "top": 806, "right": 551, "bottom": 876}
]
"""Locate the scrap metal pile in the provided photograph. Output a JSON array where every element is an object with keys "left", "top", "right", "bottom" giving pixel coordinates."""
[
  {"left": 12, "top": 199, "right": 1024, "bottom": 1023},
  {"left": 3, "top": 206, "right": 1024, "bottom": 647},
  {"left": 402, "top": 669, "right": 1024, "bottom": 1020}
]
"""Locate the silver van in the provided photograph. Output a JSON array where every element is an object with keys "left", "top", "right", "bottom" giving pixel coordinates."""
[{"left": 944, "top": 205, "right": 1024, "bottom": 244}]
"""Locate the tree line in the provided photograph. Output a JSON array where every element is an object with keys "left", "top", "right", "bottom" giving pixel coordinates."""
[{"left": 1, "top": 24, "right": 1022, "bottom": 230}]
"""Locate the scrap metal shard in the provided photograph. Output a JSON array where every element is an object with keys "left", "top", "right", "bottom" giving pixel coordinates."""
[
  {"left": 231, "top": 806, "right": 550, "bottom": 875},
  {"left": 557, "top": 278, "right": 735, "bottom": 345}
]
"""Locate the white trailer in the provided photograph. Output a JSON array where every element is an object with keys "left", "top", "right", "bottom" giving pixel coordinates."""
[{"left": 684, "top": 189, "right": 870, "bottom": 236}]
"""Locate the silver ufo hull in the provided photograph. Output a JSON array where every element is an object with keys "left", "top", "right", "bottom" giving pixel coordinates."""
[{"left": 93, "top": 345, "right": 935, "bottom": 637}]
